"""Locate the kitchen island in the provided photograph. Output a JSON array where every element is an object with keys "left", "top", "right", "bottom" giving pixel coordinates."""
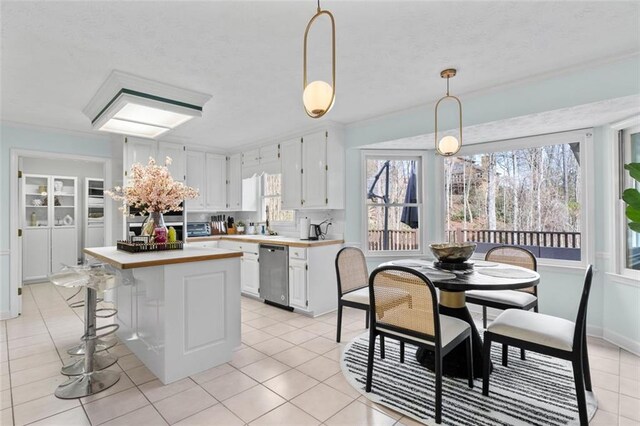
[{"left": 84, "top": 246, "right": 242, "bottom": 384}]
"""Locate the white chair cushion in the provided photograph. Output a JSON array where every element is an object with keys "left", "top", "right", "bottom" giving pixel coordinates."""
[
  {"left": 378, "top": 313, "right": 470, "bottom": 348},
  {"left": 487, "top": 309, "right": 575, "bottom": 351},
  {"left": 341, "top": 287, "right": 370, "bottom": 305},
  {"left": 466, "top": 289, "right": 537, "bottom": 308},
  {"left": 341, "top": 286, "right": 411, "bottom": 308}
]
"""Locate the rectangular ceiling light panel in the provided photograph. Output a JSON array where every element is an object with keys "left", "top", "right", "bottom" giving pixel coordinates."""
[{"left": 100, "top": 118, "right": 170, "bottom": 139}]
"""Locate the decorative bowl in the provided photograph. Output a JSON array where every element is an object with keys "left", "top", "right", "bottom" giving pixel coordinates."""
[{"left": 429, "top": 242, "right": 477, "bottom": 263}]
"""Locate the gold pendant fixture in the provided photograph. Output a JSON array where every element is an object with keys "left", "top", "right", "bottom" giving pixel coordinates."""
[
  {"left": 434, "top": 69, "right": 463, "bottom": 156},
  {"left": 303, "top": 0, "right": 336, "bottom": 118}
]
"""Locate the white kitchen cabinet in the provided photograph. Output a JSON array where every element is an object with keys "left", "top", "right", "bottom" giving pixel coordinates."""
[
  {"left": 280, "top": 138, "right": 303, "bottom": 209},
  {"left": 259, "top": 144, "right": 280, "bottom": 164},
  {"left": 289, "top": 258, "right": 308, "bottom": 310},
  {"left": 241, "top": 253, "right": 260, "bottom": 297},
  {"left": 186, "top": 150, "right": 206, "bottom": 210},
  {"left": 242, "top": 148, "right": 260, "bottom": 167},
  {"left": 158, "top": 141, "right": 186, "bottom": 181},
  {"left": 205, "top": 153, "right": 227, "bottom": 210},
  {"left": 123, "top": 137, "right": 155, "bottom": 178},
  {"left": 280, "top": 129, "right": 344, "bottom": 210},
  {"left": 51, "top": 227, "right": 78, "bottom": 273},
  {"left": 22, "top": 228, "right": 50, "bottom": 281},
  {"left": 227, "top": 154, "right": 242, "bottom": 210}
]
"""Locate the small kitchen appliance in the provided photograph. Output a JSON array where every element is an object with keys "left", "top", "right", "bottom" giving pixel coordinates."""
[{"left": 186, "top": 222, "right": 211, "bottom": 238}]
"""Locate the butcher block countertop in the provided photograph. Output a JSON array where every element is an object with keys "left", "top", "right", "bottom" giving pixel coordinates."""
[
  {"left": 186, "top": 235, "right": 344, "bottom": 248},
  {"left": 84, "top": 246, "right": 242, "bottom": 270}
]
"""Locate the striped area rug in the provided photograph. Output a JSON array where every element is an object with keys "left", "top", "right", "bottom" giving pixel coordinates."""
[{"left": 341, "top": 333, "right": 597, "bottom": 426}]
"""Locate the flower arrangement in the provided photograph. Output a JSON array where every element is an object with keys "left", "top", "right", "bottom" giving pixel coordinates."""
[{"left": 107, "top": 156, "right": 199, "bottom": 215}]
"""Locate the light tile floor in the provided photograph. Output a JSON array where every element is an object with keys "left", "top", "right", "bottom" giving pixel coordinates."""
[{"left": 1, "top": 282, "right": 639, "bottom": 425}]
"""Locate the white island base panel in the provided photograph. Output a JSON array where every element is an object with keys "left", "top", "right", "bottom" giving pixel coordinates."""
[{"left": 113, "top": 257, "right": 241, "bottom": 384}]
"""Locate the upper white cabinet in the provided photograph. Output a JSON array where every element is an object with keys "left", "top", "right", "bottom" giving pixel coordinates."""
[
  {"left": 186, "top": 150, "right": 206, "bottom": 210},
  {"left": 242, "top": 148, "right": 260, "bottom": 168},
  {"left": 227, "top": 154, "right": 242, "bottom": 210},
  {"left": 242, "top": 144, "right": 280, "bottom": 167},
  {"left": 281, "top": 129, "right": 344, "bottom": 210},
  {"left": 123, "top": 137, "right": 185, "bottom": 182},
  {"left": 205, "top": 153, "right": 227, "bottom": 210},
  {"left": 158, "top": 141, "right": 186, "bottom": 181}
]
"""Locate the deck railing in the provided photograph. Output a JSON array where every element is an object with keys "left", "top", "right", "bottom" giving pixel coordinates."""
[
  {"left": 446, "top": 228, "right": 581, "bottom": 248},
  {"left": 368, "top": 229, "right": 419, "bottom": 251}
]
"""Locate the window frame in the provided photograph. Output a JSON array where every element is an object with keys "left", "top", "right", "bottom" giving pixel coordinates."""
[
  {"left": 439, "top": 129, "right": 594, "bottom": 268},
  {"left": 260, "top": 172, "right": 295, "bottom": 227},
  {"left": 361, "top": 150, "right": 427, "bottom": 258},
  {"left": 615, "top": 121, "right": 640, "bottom": 279}
]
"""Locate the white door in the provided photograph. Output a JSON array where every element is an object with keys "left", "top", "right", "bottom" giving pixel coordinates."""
[
  {"left": 186, "top": 150, "right": 206, "bottom": 211},
  {"left": 242, "top": 148, "right": 260, "bottom": 167},
  {"left": 289, "top": 259, "right": 308, "bottom": 310},
  {"left": 241, "top": 254, "right": 260, "bottom": 296},
  {"left": 302, "top": 131, "right": 327, "bottom": 208},
  {"left": 227, "top": 154, "right": 242, "bottom": 210},
  {"left": 51, "top": 227, "right": 78, "bottom": 273},
  {"left": 259, "top": 144, "right": 280, "bottom": 164},
  {"left": 22, "top": 228, "right": 50, "bottom": 281},
  {"left": 280, "top": 138, "right": 302, "bottom": 209},
  {"left": 206, "top": 153, "right": 227, "bottom": 210},
  {"left": 124, "top": 137, "right": 155, "bottom": 179},
  {"left": 158, "top": 142, "right": 185, "bottom": 181}
]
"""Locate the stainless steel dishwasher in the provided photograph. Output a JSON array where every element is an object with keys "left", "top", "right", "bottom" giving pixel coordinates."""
[{"left": 259, "top": 244, "right": 292, "bottom": 310}]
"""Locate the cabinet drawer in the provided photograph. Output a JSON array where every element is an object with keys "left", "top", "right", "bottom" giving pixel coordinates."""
[
  {"left": 219, "top": 240, "right": 259, "bottom": 254},
  {"left": 289, "top": 247, "right": 307, "bottom": 260},
  {"left": 239, "top": 243, "right": 259, "bottom": 255}
]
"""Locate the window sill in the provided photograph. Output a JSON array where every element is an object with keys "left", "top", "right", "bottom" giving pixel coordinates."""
[{"left": 606, "top": 272, "right": 640, "bottom": 288}]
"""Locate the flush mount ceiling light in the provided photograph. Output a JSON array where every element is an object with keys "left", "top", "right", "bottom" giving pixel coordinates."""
[
  {"left": 434, "top": 69, "right": 463, "bottom": 156},
  {"left": 83, "top": 71, "right": 212, "bottom": 139},
  {"left": 303, "top": 0, "right": 336, "bottom": 118}
]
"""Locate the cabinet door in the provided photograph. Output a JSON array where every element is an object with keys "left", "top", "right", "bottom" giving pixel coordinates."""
[
  {"left": 22, "top": 228, "right": 50, "bottom": 281},
  {"left": 227, "top": 154, "right": 242, "bottom": 210},
  {"left": 51, "top": 227, "right": 78, "bottom": 273},
  {"left": 242, "top": 148, "right": 260, "bottom": 168},
  {"left": 241, "top": 255, "right": 260, "bottom": 296},
  {"left": 205, "top": 153, "right": 227, "bottom": 210},
  {"left": 302, "top": 131, "right": 327, "bottom": 208},
  {"left": 158, "top": 142, "right": 185, "bottom": 181},
  {"left": 289, "top": 259, "right": 308, "bottom": 310},
  {"left": 186, "top": 150, "right": 206, "bottom": 210},
  {"left": 124, "top": 137, "right": 155, "bottom": 179},
  {"left": 259, "top": 144, "right": 280, "bottom": 164},
  {"left": 280, "top": 138, "right": 302, "bottom": 209}
]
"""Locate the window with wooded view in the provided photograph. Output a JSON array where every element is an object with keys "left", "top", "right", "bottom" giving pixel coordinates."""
[{"left": 444, "top": 139, "right": 582, "bottom": 261}]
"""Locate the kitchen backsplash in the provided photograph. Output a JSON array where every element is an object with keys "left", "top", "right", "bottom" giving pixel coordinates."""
[{"left": 186, "top": 210, "right": 345, "bottom": 240}]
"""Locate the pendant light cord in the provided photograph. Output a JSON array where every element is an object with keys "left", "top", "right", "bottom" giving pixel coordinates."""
[
  {"left": 446, "top": 77, "right": 450, "bottom": 96},
  {"left": 317, "top": 0, "right": 321, "bottom": 12}
]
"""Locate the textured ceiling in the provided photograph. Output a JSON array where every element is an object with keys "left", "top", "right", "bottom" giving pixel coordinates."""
[{"left": 1, "top": 1, "right": 639, "bottom": 148}]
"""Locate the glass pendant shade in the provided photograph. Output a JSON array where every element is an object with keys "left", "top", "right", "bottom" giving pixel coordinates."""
[
  {"left": 303, "top": 80, "right": 334, "bottom": 116},
  {"left": 303, "top": 3, "right": 336, "bottom": 119},
  {"left": 434, "top": 69, "right": 463, "bottom": 156}
]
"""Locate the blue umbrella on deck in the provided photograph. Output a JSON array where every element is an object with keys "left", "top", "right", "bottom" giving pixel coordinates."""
[{"left": 401, "top": 161, "right": 419, "bottom": 229}]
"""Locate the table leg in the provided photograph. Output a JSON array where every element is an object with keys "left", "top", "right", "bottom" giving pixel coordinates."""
[{"left": 416, "top": 290, "right": 491, "bottom": 378}]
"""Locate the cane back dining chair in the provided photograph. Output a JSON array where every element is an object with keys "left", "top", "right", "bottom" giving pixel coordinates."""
[
  {"left": 335, "top": 247, "right": 412, "bottom": 348},
  {"left": 365, "top": 266, "right": 473, "bottom": 424},
  {"left": 465, "top": 245, "right": 538, "bottom": 361},
  {"left": 482, "top": 265, "right": 593, "bottom": 426}
]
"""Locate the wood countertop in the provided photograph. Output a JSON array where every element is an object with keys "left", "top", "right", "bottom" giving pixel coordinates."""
[
  {"left": 186, "top": 235, "right": 344, "bottom": 248},
  {"left": 84, "top": 246, "right": 242, "bottom": 270}
]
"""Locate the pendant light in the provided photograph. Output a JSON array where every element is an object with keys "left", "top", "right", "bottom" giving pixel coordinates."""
[
  {"left": 303, "top": 0, "right": 336, "bottom": 118},
  {"left": 434, "top": 69, "right": 463, "bottom": 156}
]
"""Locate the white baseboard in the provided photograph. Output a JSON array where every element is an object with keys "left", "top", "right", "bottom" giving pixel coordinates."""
[
  {"left": 603, "top": 329, "right": 640, "bottom": 357},
  {"left": 586, "top": 325, "right": 603, "bottom": 337},
  {"left": 0, "top": 311, "right": 14, "bottom": 320}
]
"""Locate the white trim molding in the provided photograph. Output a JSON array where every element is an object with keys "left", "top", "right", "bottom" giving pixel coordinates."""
[{"left": 604, "top": 329, "right": 640, "bottom": 357}]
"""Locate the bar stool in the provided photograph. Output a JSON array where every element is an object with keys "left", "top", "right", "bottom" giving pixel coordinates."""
[
  {"left": 50, "top": 264, "right": 121, "bottom": 399},
  {"left": 64, "top": 288, "right": 118, "bottom": 356}
]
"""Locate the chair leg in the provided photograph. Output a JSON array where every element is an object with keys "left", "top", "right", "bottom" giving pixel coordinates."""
[
  {"left": 435, "top": 351, "right": 442, "bottom": 424},
  {"left": 582, "top": 327, "right": 592, "bottom": 392},
  {"left": 465, "top": 336, "right": 474, "bottom": 388},
  {"left": 572, "top": 358, "right": 589, "bottom": 426},
  {"left": 502, "top": 344, "right": 508, "bottom": 367},
  {"left": 365, "top": 333, "right": 376, "bottom": 393},
  {"left": 482, "top": 336, "right": 492, "bottom": 396},
  {"left": 365, "top": 308, "right": 370, "bottom": 329},
  {"left": 400, "top": 341, "right": 405, "bottom": 363},
  {"left": 336, "top": 304, "right": 343, "bottom": 343},
  {"left": 482, "top": 306, "right": 488, "bottom": 329},
  {"left": 380, "top": 335, "right": 385, "bottom": 359}
]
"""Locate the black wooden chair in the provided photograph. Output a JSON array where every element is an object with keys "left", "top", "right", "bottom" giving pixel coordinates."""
[
  {"left": 365, "top": 266, "right": 474, "bottom": 424},
  {"left": 465, "top": 245, "right": 538, "bottom": 361},
  {"left": 482, "top": 265, "right": 593, "bottom": 426}
]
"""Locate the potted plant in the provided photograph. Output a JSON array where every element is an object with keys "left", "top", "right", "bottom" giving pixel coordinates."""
[
  {"left": 236, "top": 220, "right": 246, "bottom": 235},
  {"left": 623, "top": 163, "right": 640, "bottom": 233}
]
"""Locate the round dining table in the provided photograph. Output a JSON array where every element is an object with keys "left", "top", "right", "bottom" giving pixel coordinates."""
[{"left": 379, "top": 259, "right": 540, "bottom": 379}]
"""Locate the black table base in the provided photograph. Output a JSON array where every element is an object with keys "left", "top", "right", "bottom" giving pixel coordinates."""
[{"left": 416, "top": 304, "right": 491, "bottom": 378}]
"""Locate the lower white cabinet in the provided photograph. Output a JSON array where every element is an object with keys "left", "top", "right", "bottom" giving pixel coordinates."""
[
  {"left": 241, "top": 254, "right": 260, "bottom": 297},
  {"left": 22, "top": 228, "right": 50, "bottom": 281},
  {"left": 51, "top": 228, "right": 78, "bottom": 273},
  {"left": 289, "top": 259, "right": 308, "bottom": 309}
]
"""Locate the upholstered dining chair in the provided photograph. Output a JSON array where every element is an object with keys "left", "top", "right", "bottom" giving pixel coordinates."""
[
  {"left": 482, "top": 265, "right": 593, "bottom": 426},
  {"left": 335, "top": 247, "right": 412, "bottom": 347},
  {"left": 465, "top": 245, "right": 538, "bottom": 361},
  {"left": 365, "top": 266, "right": 474, "bottom": 424}
]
